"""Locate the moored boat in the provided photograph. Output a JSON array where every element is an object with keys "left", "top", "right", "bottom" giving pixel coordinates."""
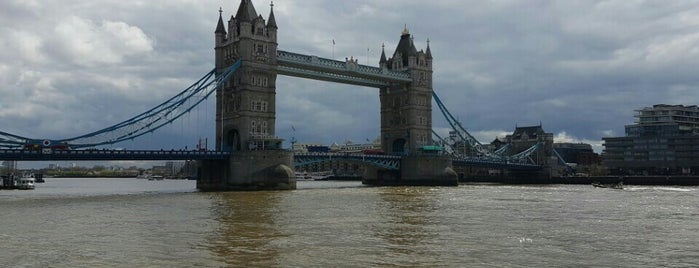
[
  {"left": 592, "top": 181, "right": 623, "bottom": 189},
  {"left": 14, "top": 174, "right": 36, "bottom": 190}
]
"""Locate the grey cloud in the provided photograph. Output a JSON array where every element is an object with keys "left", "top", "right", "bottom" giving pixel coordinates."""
[{"left": 2, "top": 0, "right": 699, "bottom": 160}]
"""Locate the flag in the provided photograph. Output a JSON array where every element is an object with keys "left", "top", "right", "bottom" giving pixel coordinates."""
[
  {"left": 332, "top": 39, "right": 335, "bottom": 45},
  {"left": 291, "top": 125, "right": 296, "bottom": 131}
]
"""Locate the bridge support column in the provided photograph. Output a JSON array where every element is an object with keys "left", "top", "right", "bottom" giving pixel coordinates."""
[
  {"left": 197, "top": 151, "right": 296, "bottom": 191},
  {"left": 363, "top": 155, "right": 457, "bottom": 186}
]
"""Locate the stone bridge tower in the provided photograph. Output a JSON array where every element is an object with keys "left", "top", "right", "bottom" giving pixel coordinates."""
[
  {"left": 379, "top": 27, "right": 433, "bottom": 155},
  {"left": 365, "top": 27, "right": 455, "bottom": 186},
  {"left": 214, "top": 0, "right": 280, "bottom": 152},
  {"left": 199, "top": 0, "right": 294, "bottom": 191}
]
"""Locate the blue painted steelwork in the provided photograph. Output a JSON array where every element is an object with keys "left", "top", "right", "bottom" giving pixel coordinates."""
[
  {"left": 553, "top": 148, "right": 575, "bottom": 173},
  {"left": 277, "top": 50, "right": 411, "bottom": 87},
  {"left": 0, "top": 131, "right": 29, "bottom": 149},
  {"left": 0, "top": 149, "right": 230, "bottom": 161},
  {"left": 452, "top": 157, "right": 542, "bottom": 170},
  {"left": 294, "top": 152, "right": 401, "bottom": 170},
  {"left": 60, "top": 60, "right": 242, "bottom": 148},
  {"left": 0, "top": 61, "right": 242, "bottom": 150},
  {"left": 432, "top": 90, "right": 491, "bottom": 157},
  {"left": 432, "top": 90, "right": 542, "bottom": 166}
]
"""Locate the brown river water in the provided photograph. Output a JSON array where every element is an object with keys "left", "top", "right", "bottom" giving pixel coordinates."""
[{"left": 1, "top": 177, "right": 698, "bottom": 267}]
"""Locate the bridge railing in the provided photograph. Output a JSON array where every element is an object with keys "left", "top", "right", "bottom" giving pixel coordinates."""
[{"left": 0, "top": 149, "right": 230, "bottom": 161}]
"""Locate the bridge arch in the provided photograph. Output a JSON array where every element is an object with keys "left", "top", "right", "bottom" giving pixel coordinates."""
[
  {"left": 391, "top": 138, "right": 407, "bottom": 155},
  {"left": 294, "top": 153, "right": 401, "bottom": 170},
  {"left": 223, "top": 128, "right": 241, "bottom": 152}
]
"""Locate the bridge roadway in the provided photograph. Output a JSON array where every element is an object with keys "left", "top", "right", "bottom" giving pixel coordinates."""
[
  {"left": 0, "top": 150, "right": 541, "bottom": 171},
  {"left": 0, "top": 149, "right": 230, "bottom": 161}
]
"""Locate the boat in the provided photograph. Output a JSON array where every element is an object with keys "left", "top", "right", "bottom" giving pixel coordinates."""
[
  {"left": 592, "top": 181, "right": 623, "bottom": 189},
  {"left": 14, "top": 174, "right": 36, "bottom": 190},
  {"left": 309, "top": 171, "right": 333, "bottom": 181},
  {"left": 295, "top": 172, "right": 312, "bottom": 181},
  {"left": 295, "top": 171, "right": 333, "bottom": 181}
]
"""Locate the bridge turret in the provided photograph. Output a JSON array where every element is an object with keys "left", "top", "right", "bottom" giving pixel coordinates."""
[
  {"left": 227, "top": 15, "right": 237, "bottom": 40},
  {"left": 379, "top": 43, "right": 388, "bottom": 69},
  {"left": 425, "top": 39, "right": 433, "bottom": 69},
  {"left": 267, "top": 2, "right": 278, "bottom": 32},
  {"left": 215, "top": 8, "right": 227, "bottom": 45},
  {"left": 215, "top": 8, "right": 227, "bottom": 70}
]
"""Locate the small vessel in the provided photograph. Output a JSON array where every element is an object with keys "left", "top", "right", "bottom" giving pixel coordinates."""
[
  {"left": 295, "top": 172, "right": 312, "bottom": 181},
  {"left": 14, "top": 174, "right": 36, "bottom": 190},
  {"left": 592, "top": 181, "right": 623, "bottom": 190},
  {"left": 309, "top": 171, "right": 333, "bottom": 181},
  {"left": 295, "top": 171, "right": 333, "bottom": 181}
]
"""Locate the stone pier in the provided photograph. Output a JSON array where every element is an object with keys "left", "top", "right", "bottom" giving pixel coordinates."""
[
  {"left": 197, "top": 151, "right": 296, "bottom": 191},
  {"left": 363, "top": 155, "right": 458, "bottom": 186}
]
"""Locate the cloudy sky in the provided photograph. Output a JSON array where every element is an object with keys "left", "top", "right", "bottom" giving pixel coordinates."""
[{"left": 2, "top": 0, "right": 699, "bottom": 165}]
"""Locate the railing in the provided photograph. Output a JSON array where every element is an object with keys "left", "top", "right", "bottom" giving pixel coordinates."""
[{"left": 451, "top": 157, "right": 542, "bottom": 170}]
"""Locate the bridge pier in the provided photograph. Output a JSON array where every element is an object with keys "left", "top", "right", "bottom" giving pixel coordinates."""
[
  {"left": 363, "top": 155, "right": 458, "bottom": 186},
  {"left": 197, "top": 151, "right": 296, "bottom": 191}
]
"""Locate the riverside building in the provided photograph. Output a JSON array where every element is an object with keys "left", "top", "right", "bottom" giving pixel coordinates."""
[{"left": 603, "top": 104, "right": 699, "bottom": 175}]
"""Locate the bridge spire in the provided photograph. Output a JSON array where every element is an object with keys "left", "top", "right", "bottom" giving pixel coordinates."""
[
  {"left": 379, "top": 43, "right": 387, "bottom": 65},
  {"left": 215, "top": 7, "right": 226, "bottom": 35},
  {"left": 236, "top": 0, "right": 258, "bottom": 22},
  {"left": 426, "top": 38, "right": 432, "bottom": 59},
  {"left": 267, "top": 1, "right": 277, "bottom": 29}
]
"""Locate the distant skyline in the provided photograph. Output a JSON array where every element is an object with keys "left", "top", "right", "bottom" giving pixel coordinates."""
[{"left": 2, "top": 0, "right": 699, "bottom": 168}]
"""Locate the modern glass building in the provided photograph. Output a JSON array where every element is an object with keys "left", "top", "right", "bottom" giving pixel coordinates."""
[{"left": 603, "top": 104, "right": 699, "bottom": 175}]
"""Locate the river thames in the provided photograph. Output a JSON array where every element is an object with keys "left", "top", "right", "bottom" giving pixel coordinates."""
[{"left": 1, "top": 177, "right": 697, "bottom": 267}]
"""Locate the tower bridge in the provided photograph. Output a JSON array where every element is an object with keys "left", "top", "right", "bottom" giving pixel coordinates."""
[
  {"left": 197, "top": 0, "right": 460, "bottom": 190},
  {"left": 0, "top": 0, "right": 544, "bottom": 191}
]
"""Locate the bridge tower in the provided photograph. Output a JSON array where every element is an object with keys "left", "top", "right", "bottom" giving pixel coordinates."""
[
  {"left": 379, "top": 27, "right": 433, "bottom": 155},
  {"left": 366, "top": 27, "right": 457, "bottom": 186},
  {"left": 198, "top": 0, "right": 295, "bottom": 191}
]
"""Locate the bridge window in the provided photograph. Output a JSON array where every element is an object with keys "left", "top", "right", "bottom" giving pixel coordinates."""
[
  {"left": 255, "top": 43, "right": 267, "bottom": 55},
  {"left": 251, "top": 75, "right": 269, "bottom": 87},
  {"left": 249, "top": 120, "right": 269, "bottom": 137},
  {"left": 251, "top": 100, "right": 268, "bottom": 112}
]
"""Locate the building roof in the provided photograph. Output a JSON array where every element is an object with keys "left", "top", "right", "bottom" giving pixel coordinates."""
[
  {"left": 513, "top": 125, "right": 544, "bottom": 137},
  {"left": 379, "top": 44, "right": 387, "bottom": 64},
  {"left": 267, "top": 2, "right": 277, "bottom": 29},
  {"left": 425, "top": 39, "right": 432, "bottom": 59},
  {"left": 390, "top": 27, "right": 418, "bottom": 67},
  {"left": 235, "top": 0, "right": 259, "bottom": 22},
  {"left": 215, "top": 9, "right": 226, "bottom": 34}
]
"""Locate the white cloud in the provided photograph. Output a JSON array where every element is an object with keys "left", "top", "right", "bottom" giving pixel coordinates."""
[
  {"left": 555, "top": 131, "right": 604, "bottom": 153},
  {"left": 52, "top": 16, "right": 153, "bottom": 66}
]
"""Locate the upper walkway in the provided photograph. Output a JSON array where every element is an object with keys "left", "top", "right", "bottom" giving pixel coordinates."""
[{"left": 276, "top": 50, "right": 412, "bottom": 88}]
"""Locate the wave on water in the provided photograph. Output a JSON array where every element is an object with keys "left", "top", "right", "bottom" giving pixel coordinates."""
[{"left": 625, "top": 186, "right": 693, "bottom": 192}]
